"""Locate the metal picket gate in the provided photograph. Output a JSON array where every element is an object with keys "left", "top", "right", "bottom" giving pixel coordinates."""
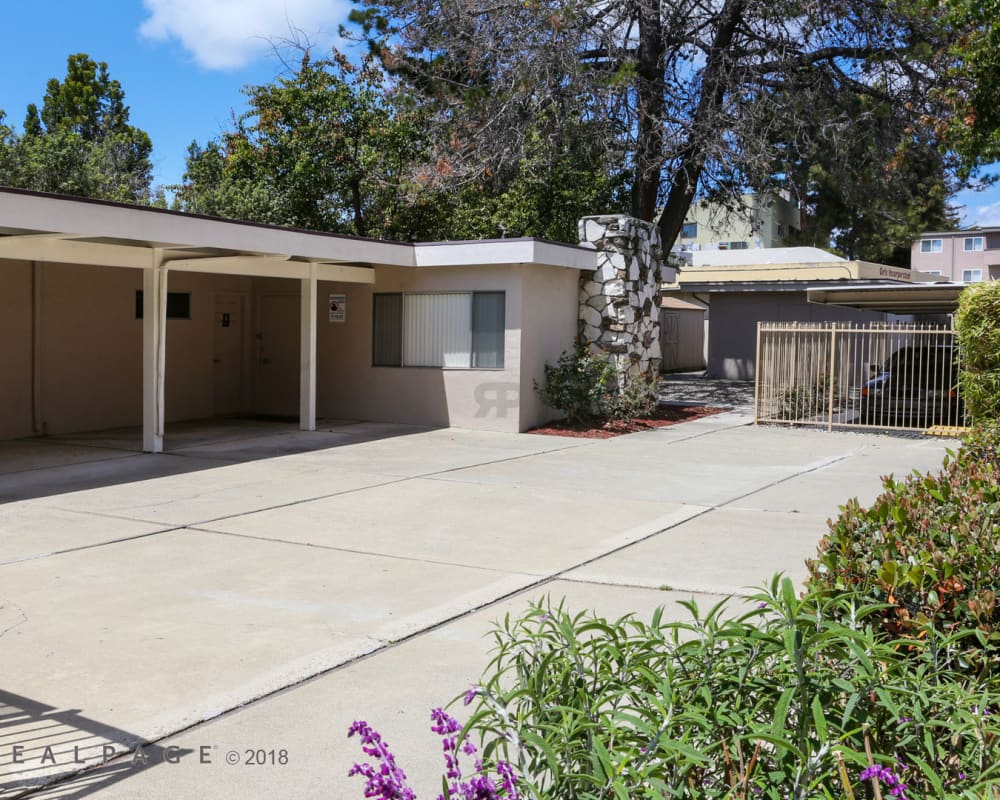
[{"left": 754, "top": 322, "right": 968, "bottom": 433}]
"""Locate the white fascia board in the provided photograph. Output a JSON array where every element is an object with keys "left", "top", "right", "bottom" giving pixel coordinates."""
[
  {"left": 0, "top": 190, "right": 417, "bottom": 267},
  {"left": 413, "top": 239, "right": 596, "bottom": 270}
]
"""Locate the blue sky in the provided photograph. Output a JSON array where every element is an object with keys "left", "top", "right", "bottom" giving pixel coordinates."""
[
  {"left": 1, "top": 0, "right": 999, "bottom": 226},
  {"left": 0, "top": 0, "right": 353, "bottom": 190}
]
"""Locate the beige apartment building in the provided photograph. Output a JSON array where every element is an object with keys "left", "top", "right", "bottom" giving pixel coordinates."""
[
  {"left": 911, "top": 228, "right": 1000, "bottom": 282},
  {"left": 674, "top": 192, "right": 802, "bottom": 254}
]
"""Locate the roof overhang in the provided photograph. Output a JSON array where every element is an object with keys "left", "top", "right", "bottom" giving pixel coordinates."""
[
  {"left": 0, "top": 188, "right": 599, "bottom": 279},
  {"left": 807, "top": 283, "right": 966, "bottom": 314},
  {"left": 0, "top": 188, "right": 420, "bottom": 280},
  {"left": 663, "top": 278, "right": 914, "bottom": 294},
  {"left": 413, "top": 238, "right": 597, "bottom": 270}
]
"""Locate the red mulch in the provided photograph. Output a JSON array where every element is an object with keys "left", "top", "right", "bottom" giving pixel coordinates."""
[{"left": 528, "top": 405, "right": 730, "bottom": 439}]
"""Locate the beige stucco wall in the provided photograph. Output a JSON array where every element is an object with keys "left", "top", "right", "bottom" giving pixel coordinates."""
[
  {"left": 34, "top": 262, "right": 142, "bottom": 435},
  {"left": 316, "top": 266, "right": 519, "bottom": 431},
  {"left": 1, "top": 258, "right": 579, "bottom": 440},
  {"left": 316, "top": 263, "right": 578, "bottom": 433},
  {"left": 519, "top": 265, "right": 581, "bottom": 428},
  {"left": 0, "top": 260, "right": 263, "bottom": 439},
  {"left": 0, "top": 260, "right": 33, "bottom": 439}
]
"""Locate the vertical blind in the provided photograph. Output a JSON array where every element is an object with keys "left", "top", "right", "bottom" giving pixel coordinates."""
[
  {"left": 471, "top": 292, "right": 505, "bottom": 368},
  {"left": 373, "top": 291, "right": 505, "bottom": 368},
  {"left": 403, "top": 293, "right": 473, "bottom": 367}
]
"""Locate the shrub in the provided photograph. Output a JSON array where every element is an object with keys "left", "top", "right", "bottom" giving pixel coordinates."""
[
  {"left": 606, "top": 368, "right": 658, "bottom": 420},
  {"left": 456, "top": 580, "right": 1000, "bottom": 799},
  {"left": 807, "top": 424, "right": 1000, "bottom": 673},
  {"left": 955, "top": 280, "right": 1000, "bottom": 422},
  {"left": 535, "top": 345, "right": 657, "bottom": 423}
]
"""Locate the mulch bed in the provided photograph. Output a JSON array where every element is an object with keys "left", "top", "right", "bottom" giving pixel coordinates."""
[{"left": 527, "top": 405, "right": 731, "bottom": 439}]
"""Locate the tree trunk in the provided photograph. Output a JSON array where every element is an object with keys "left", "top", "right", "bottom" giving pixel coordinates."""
[
  {"left": 629, "top": 1, "right": 666, "bottom": 222},
  {"left": 656, "top": 0, "right": 746, "bottom": 248},
  {"left": 351, "top": 177, "right": 365, "bottom": 237}
]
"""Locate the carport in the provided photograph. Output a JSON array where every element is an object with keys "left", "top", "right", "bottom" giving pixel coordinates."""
[
  {"left": 0, "top": 188, "right": 407, "bottom": 452},
  {"left": 806, "top": 283, "right": 964, "bottom": 315},
  {"left": 1, "top": 188, "right": 598, "bottom": 446}
]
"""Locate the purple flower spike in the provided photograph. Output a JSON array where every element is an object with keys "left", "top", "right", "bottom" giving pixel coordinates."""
[
  {"left": 496, "top": 761, "right": 520, "bottom": 800},
  {"left": 347, "top": 720, "right": 416, "bottom": 800},
  {"left": 860, "top": 764, "right": 909, "bottom": 800},
  {"left": 464, "top": 686, "right": 479, "bottom": 706}
]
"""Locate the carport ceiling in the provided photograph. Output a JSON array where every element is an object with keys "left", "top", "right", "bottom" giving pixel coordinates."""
[{"left": 807, "top": 284, "right": 965, "bottom": 314}]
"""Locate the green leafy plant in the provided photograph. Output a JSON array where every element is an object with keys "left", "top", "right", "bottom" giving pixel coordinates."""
[
  {"left": 535, "top": 346, "right": 658, "bottom": 424},
  {"left": 606, "top": 367, "right": 659, "bottom": 420},
  {"left": 807, "top": 424, "right": 1000, "bottom": 673},
  {"left": 457, "top": 579, "right": 1000, "bottom": 799},
  {"left": 956, "top": 281, "right": 1000, "bottom": 422}
]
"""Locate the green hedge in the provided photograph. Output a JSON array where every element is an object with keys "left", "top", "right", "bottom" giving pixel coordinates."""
[
  {"left": 807, "top": 424, "right": 1000, "bottom": 673},
  {"left": 956, "top": 281, "right": 1000, "bottom": 422}
]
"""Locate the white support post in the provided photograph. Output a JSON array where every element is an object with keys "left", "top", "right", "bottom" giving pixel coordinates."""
[
  {"left": 299, "top": 263, "right": 318, "bottom": 432},
  {"left": 142, "top": 250, "right": 167, "bottom": 453}
]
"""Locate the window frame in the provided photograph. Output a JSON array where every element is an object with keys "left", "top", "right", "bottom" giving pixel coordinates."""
[
  {"left": 920, "top": 239, "right": 943, "bottom": 253},
  {"left": 963, "top": 236, "right": 984, "bottom": 252},
  {"left": 962, "top": 268, "right": 984, "bottom": 283},
  {"left": 680, "top": 222, "right": 698, "bottom": 239},
  {"left": 135, "top": 290, "right": 191, "bottom": 320},
  {"left": 372, "top": 290, "right": 506, "bottom": 370}
]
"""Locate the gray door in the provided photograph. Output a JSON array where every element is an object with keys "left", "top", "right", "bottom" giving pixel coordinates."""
[
  {"left": 212, "top": 293, "right": 245, "bottom": 415},
  {"left": 661, "top": 312, "right": 680, "bottom": 370},
  {"left": 254, "top": 294, "right": 300, "bottom": 417}
]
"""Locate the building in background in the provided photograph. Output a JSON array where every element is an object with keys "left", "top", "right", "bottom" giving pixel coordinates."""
[
  {"left": 911, "top": 228, "right": 1000, "bottom": 282},
  {"left": 662, "top": 248, "right": 938, "bottom": 379},
  {"left": 673, "top": 192, "right": 801, "bottom": 256}
]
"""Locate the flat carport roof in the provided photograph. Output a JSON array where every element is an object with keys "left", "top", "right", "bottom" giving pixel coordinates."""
[
  {"left": 807, "top": 283, "right": 965, "bottom": 314},
  {"left": 0, "top": 188, "right": 596, "bottom": 453}
]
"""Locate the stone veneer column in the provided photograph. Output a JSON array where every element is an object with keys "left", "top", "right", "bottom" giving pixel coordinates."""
[{"left": 577, "top": 214, "right": 673, "bottom": 385}]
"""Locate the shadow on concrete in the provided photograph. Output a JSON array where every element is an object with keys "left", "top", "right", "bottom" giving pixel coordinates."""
[
  {"left": 659, "top": 372, "right": 755, "bottom": 410},
  {"left": 0, "top": 417, "right": 435, "bottom": 505},
  {"left": 0, "top": 690, "right": 187, "bottom": 799}
]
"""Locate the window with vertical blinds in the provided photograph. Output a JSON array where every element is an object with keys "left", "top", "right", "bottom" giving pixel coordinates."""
[{"left": 372, "top": 292, "right": 505, "bottom": 368}]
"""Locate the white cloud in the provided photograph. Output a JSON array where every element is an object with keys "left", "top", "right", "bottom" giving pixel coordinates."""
[
  {"left": 140, "top": 0, "right": 350, "bottom": 70},
  {"left": 968, "top": 200, "right": 1000, "bottom": 228}
]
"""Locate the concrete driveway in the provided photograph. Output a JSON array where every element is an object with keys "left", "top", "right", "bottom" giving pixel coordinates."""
[{"left": 0, "top": 413, "right": 955, "bottom": 799}]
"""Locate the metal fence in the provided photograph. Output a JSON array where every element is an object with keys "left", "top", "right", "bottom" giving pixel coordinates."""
[{"left": 754, "top": 322, "right": 967, "bottom": 432}]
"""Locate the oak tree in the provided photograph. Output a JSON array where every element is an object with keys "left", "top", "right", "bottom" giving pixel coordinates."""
[{"left": 348, "top": 0, "right": 981, "bottom": 247}]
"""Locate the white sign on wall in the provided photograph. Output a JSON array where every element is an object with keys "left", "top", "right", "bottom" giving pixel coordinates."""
[{"left": 328, "top": 294, "right": 346, "bottom": 323}]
